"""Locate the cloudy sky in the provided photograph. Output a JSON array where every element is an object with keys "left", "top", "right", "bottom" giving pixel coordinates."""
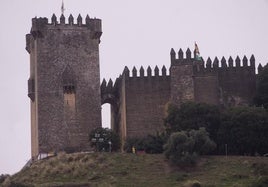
[{"left": 0, "top": 0, "right": 268, "bottom": 174}]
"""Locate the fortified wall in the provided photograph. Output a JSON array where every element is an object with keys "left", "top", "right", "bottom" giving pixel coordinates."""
[
  {"left": 26, "top": 14, "right": 260, "bottom": 156},
  {"left": 101, "top": 48, "right": 257, "bottom": 143}
]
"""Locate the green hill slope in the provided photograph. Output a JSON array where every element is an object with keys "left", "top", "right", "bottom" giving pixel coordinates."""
[{"left": 2, "top": 153, "right": 268, "bottom": 187}]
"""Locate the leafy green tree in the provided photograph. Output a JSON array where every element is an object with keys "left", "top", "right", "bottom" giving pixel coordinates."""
[
  {"left": 254, "top": 64, "right": 268, "bottom": 109},
  {"left": 188, "top": 127, "right": 217, "bottom": 155},
  {"left": 89, "top": 127, "right": 120, "bottom": 152},
  {"left": 164, "top": 102, "right": 221, "bottom": 141},
  {"left": 164, "top": 128, "right": 216, "bottom": 166},
  {"left": 218, "top": 106, "right": 268, "bottom": 155}
]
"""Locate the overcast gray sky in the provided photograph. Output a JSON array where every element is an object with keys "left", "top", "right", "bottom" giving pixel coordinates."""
[{"left": 0, "top": 0, "right": 268, "bottom": 174}]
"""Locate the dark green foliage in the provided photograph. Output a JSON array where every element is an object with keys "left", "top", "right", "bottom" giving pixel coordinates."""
[
  {"left": 89, "top": 127, "right": 120, "bottom": 152},
  {"left": 218, "top": 107, "right": 268, "bottom": 155},
  {"left": 165, "top": 102, "right": 268, "bottom": 155},
  {"left": 124, "top": 137, "right": 145, "bottom": 153},
  {"left": 164, "top": 102, "right": 221, "bottom": 142},
  {"left": 254, "top": 64, "right": 268, "bottom": 109},
  {"left": 164, "top": 128, "right": 216, "bottom": 166},
  {"left": 143, "top": 133, "right": 167, "bottom": 154},
  {"left": 189, "top": 128, "right": 217, "bottom": 155},
  {"left": 124, "top": 133, "right": 167, "bottom": 154}
]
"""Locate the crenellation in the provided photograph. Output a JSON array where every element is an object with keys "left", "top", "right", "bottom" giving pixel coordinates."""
[
  {"left": 213, "top": 57, "right": 219, "bottom": 68},
  {"left": 86, "top": 15, "right": 90, "bottom": 25},
  {"left": 60, "top": 14, "right": 65, "bottom": 24},
  {"left": 107, "top": 79, "right": 113, "bottom": 90},
  {"left": 123, "top": 66, "right": 130, "bottom": 77},
  {"left": 147, "top": 66, "right": 152, "bottom": 76},
  {"left": 51, "top": 14, "right": 57, "bottom": 25},
  {"left": 178, "top": 48, "right": 184, "bottom": 59},
  {"left": 77, "top": 14, "right": 82, "bottom": 26},
  {"left": 132, "top": 67, "right": 137, "bottom": 77},
  {"left": 258, "top": 64, "right": 263, "bottom": 74},
  {"left": 228, "top": 56, "right": 234, "bottom": 67},
  {"left": 235, "top": 56, "right": 241, "bottom": 67},
  {"left": 221, "top": 57, "right": 227, "bottom": 68},
  {"left": 250, "top": 55, "right": 255, "bottom": 67},
  {"left": 140, "top": 66, "right": 144, "bottom": 77},
  {"left": 154, "top": 66, "right": 159, "bottom": 76},
  {"left": 68, "top": 14, "right": 74, "bottom": 25},
  {"left": 162, "top": 65, "right": 167, "bottom": 76},
  {"left": 243, "top": 56, "right": 248, "bottom": 66},
  {"left": 186, "top": 48, "right": 191, "bottom": 59},
  {"left": 170, "top": 48, "right": 176, "bottom": 62},
  {"left": 101, "top": 78, "right": 107, "bottom": 93},
  {"left": 206, "top": 57, "right": 212, "bottom": 68}
]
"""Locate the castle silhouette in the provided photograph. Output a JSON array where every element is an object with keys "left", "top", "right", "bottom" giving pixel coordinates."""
[{"left": 26, "top": 14, "right": 262, "bottom": 158}]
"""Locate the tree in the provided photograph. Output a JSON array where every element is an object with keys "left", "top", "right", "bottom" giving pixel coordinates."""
[
  {"left": 164, "top": 128, "right": 216, "bottom": 166},
  {"left": 254, "top": 64, "right": 268, "bottom": 109},
  {"left": 164, "top": 102, "right": 221, "bottom": 141},
  {"left": 89, "top": 127, "right": 120, "bottom": 152},
  {"left": 218, "top": 106, "right": 268, "bottom": 155}
]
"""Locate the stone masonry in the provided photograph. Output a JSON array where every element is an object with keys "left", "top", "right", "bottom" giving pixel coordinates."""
[
  {"left": 26, "top": 14, "right": 260, "bottom": 155},
  {"left": 26, "top": 14, "right": 102, "bottom": 158}
]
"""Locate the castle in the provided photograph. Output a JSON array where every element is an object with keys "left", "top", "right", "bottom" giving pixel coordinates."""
[{"left": 26, "top": 14, "right": 260, "bottom": 158}]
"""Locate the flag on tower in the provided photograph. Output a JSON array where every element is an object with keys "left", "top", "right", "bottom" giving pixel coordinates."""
[{"left": 194, "top": 42, "right": 202, "bottom": 61}]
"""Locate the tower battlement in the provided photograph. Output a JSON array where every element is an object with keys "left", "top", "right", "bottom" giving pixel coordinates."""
[
  {"left": 29, "top": 14, "right": 101, "bottom": 44},
  {"left": 170, "top": 48, "right": 255, "bottom": 73},
  {"left": 193, "top": 55, "right": 256, "bottom": 74},
  {"left": 31, "top": 14, "right": 101, "bottom": 29}
]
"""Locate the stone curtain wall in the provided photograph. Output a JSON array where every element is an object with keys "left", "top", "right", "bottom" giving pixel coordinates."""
[{"left": 119, "top": 66, "right": 170, "bottom": 138}]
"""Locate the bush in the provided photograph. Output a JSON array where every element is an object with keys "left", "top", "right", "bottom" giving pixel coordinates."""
[
  {"left": 164, "top": 128, "right": 215, "bottom": 166},
  {"left": 89, "top": 127, "right": 120, "bottom": 152},
  {"left": 124, "top": 137, "right": 145, "bottom": 153},
  {"left": 124, "top": 133, "right": 167, "bottom": 154},
  {"left": 143, "top": 133, "right": 167, "bottom": 154}
]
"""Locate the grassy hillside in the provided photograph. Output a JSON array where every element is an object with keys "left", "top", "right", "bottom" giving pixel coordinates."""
[{"left": 2, "top": 152, "right": 268, "bottom": 187}]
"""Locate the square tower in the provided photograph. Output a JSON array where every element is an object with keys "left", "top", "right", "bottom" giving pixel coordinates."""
[{"left": 26, "top": 14, "right": 102, "bottom": 158}]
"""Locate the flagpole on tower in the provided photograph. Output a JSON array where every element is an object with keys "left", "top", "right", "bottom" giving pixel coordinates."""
[{"left": 61, "top": 0, "right": 65, "bottom": 15}]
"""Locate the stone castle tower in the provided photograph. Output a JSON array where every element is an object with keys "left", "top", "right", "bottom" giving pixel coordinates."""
[{"left": 26, "top": 14, "right": 102, "bottom": 158}]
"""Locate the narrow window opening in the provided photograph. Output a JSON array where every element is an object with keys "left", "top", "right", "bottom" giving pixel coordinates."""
[{"left": 102, "top": 103, "right": 111, "bottom": 129}]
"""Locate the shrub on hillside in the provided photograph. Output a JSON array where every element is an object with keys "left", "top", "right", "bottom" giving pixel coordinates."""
[
  {"left": 89, "top": 127, "right": 120, "bottom": 152},
  {"left": 124, "top": 137, "right": 145, "bottom": 153},
  {"left": 164, "top": 128, "right": 216, "bottom": 166},
  {"left": 124, "top": 133, "right": 167, "bottom": 154}
]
